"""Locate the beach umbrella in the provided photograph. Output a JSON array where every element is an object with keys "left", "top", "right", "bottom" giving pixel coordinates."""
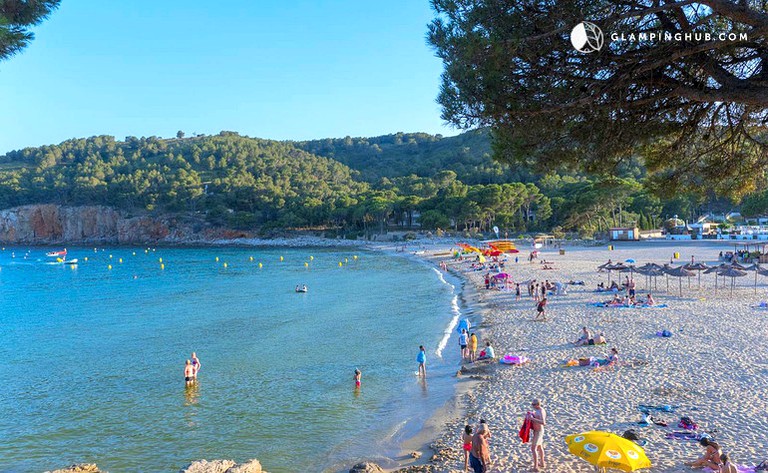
[
  {"left": 664, "top": 265, "right": 695, "bottom": 297},
  {"left": 745, "top": 264, "right": 761, "bottom": 294},
  {"left": 625, "top": 259, "right": 636, "bottom": 263},
  {"left": 717, "top": 267, "right": 748, "bottom": 296},
  {"left": 565, "top": 431, "right": 652, "bottom": 472},
  {"left": 704, "top": 263, "right": 730, "bottom": 292},
  {"left": 684, "top": 262, "right": 710, "bottom": 289},
  {"left": 492, "top": 272, "right": 511, "bottom": 279}
]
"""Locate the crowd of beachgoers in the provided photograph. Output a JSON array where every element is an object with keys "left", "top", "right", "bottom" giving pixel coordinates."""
[{"left": 420, "top": 241, "right": 767, "bottom": 473}]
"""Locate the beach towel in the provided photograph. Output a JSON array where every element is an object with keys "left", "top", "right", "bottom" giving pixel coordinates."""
[
  {"left": 589, "top": 302, "right": 668, "bottom": 309},
  {"left": 678, "top": 416, "right": 698, "bottom": 430},
  {"left": 519, "top": 416, "right": 532, "bottom": 443},
  {"left": 704, "top": 465, "right": 755, "bottom": 473},
  {"left": 656, "top": 330, "right": 673, "bottom": 337},
  {"left": 665, "top": 431, "right": 710, "bottom": 441},
  {"left": 639, "top": 404, "right": 675, "bottom": 412}
]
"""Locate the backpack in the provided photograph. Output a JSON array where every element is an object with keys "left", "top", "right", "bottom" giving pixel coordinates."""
[{"left": 623, "top": 429, "right": 640, "bottom": 441}]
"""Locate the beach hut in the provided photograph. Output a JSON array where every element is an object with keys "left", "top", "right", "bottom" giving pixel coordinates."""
[{"left": 610, "top": 227, "right": 640, "bottom": 241}]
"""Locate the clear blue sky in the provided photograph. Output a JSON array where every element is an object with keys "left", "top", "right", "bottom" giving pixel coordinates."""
[{"left": 0, "top": 0, "right": 455, "bottom": 154}]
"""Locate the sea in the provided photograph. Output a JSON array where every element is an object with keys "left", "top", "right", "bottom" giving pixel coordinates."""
[{"left": 0, "top": 246, "right": 467, "bottom": 473}]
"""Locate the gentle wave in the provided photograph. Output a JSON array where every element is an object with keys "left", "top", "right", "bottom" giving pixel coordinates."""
[{"left": 436, "top": 295, "right": 461, "bottom": 359}]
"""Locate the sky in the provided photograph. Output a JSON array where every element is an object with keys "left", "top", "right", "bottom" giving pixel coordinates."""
[{"left": 0, "top": 0, "right": 456, "bottom": 154}]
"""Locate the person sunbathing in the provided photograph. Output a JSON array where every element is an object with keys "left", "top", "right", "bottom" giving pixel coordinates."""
[
  {"left": 597, "top": 282, "right": 605, "bottom": 291},
  {"left": 645, "top": 294, "right": 655, "bottom": 306},
  {"left": 593, "top": 332, "right": 606, "bottom": 345},
  {"left": 573, "top": 327, "right": 591, "bottom": 346}
]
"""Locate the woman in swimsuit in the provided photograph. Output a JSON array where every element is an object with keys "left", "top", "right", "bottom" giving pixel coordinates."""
[
  {"left": 461, "top": 425, "right": 473, "bottom": 471},
  {"left": 191, "top": 352, "right": 201, "bottom": 378},
  {"left": 686, "top": 438, "right": 722, "bottom": 469}
]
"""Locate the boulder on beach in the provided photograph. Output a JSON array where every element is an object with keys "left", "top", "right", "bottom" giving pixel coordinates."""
[
  {"left": 48, "top": 465, "right": 103, "bottom": 473},
  {"left": 349, "top": 462, "right": 385, "bottom": 473},
  {"left": 180, "top": 459, "right": 265, "bottom": 473}
]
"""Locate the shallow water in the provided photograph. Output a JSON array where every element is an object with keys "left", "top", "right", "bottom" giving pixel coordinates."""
[{"left": 0, "top": 247, "right": 462, "bottom": 472}]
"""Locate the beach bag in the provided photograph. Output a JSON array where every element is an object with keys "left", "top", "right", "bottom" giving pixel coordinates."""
[
  {"left": 578, "top": 357, "right": 594, "bottom": 366},
  {"left": 678, "top": 416, "right": 698, "bottom": 430},
  {"left": 519, "top": 416, "right": 532, "bottom": 443},
  {"left": 623, "top": 429, "right": 640, "bottom": 441}
]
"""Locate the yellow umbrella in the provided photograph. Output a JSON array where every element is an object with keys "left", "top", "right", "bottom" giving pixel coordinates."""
[
  {"left": 478, "top": 254, "right": 486, "bottom": 263},
  {"left": 565, "top": 431, "right": 651, "bottom": 472}
]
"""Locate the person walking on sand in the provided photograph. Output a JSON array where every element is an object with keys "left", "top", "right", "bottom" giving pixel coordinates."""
[
  {"left": 184, "top": 360, "right": 195, "bottom": 386},
  {"left": 459, "top": 329, "right": 470, "bottom": 360},
  {"left": 528, "top": 399, "right": 546, "bottom": 471},
  {"left": 515, "top": 283, "right": 522, "bottom": 301},
  {"left": 469, "top": 423, "right": 491, "bottom": 473},
  {"left": 416, "top": 346, "right": 427, "bottom": 378},
  {"left": 469, "top": 332, "right": 478, "bottom": 362},
  {"left": 353, "top": 368, "right": 361, "bottom": 389},
  {"left": 535, "top": 298, "right": 548, "bottom": 321},
  {"left": 191, "top": 352, "right": 201, "bottom": 378},
  {"left": 461, "top": 425, "right": 473, "bottom": 471}
]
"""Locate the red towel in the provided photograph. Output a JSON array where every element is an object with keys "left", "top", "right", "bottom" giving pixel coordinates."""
[{"left": 519, "top": 416, "right": 532, "bottom": 443}]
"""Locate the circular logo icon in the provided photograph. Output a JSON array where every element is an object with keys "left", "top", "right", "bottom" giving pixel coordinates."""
[
  {"left": 606, "top": 450, "right": 622, "bottom": 460},
  {"left": 573, "top": 435, "right": 585, "bottom": 443},
  {"left": 626, "top": 450, "right": 639, "bottom": 460},
  {"left": 584, "top": 443, "right": 599, "bottom": 453},
  {"left": 571, "top": 21, "right": 604, "bottom": 53}
]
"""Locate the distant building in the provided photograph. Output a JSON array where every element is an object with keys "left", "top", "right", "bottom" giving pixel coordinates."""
[{"left": 610, "top": 227, "right": 640, "bottom": 241}]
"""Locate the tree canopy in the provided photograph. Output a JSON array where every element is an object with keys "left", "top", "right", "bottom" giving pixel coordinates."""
[
  {"left": 0, "top": 0, "right": 60, "bottom": 61},
  {"left": 428, "top": 0, "right": 768, "bottom": 198}
]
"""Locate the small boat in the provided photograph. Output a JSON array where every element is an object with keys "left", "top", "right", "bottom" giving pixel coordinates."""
[
  {"left": 295, "top": 285, "right": 308, "bottom": 293},
  {"left": 46, "top": 249, "right": 67, "bottom": 257},
  {"left": 63, "top": 259, "right": 78, "bottom": 265}
]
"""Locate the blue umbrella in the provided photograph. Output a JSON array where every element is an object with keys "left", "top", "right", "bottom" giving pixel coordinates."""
[{"left": 625, "top": 259, "right": 636, "bottom": 263}]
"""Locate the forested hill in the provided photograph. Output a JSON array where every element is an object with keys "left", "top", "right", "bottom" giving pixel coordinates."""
[
  {"left": 0, "top": 133, "right": 367, "bottom": 228},
  {"left": 293, "top": 129, "right": 536, "bottom": 184}
]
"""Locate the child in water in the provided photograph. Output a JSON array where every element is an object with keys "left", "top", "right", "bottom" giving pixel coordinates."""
[{"left": 354, "top": 369, "right": 361, "bottom": 389}]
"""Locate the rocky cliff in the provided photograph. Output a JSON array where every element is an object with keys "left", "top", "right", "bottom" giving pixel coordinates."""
[{"left": 0, "top": 205, "right": 254, "bottom": 245}]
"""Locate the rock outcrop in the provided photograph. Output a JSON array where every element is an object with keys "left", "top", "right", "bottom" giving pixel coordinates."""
[
  {"left": 179, "top": 459, "right": 265, "bottom": 473},
  {"left": 0, "top": 205, "right": 176, "bottom": 244},
  {"left": 47, "top": 465, "right": 103, "bottom": 473},
  {"left": 349, "top": 462, "right": 385, "bottom": 473}
]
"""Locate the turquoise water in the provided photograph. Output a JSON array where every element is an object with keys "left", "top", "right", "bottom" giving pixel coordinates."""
[{"left": 0, "top": 247, "right": 463, "bottom": 473}]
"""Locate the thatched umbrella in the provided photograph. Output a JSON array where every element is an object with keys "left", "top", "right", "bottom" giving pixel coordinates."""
[
  {"left": 664, "top": 265, "right": 695, "bottom": 296},
  {"left": 684, "top": 262, "right": 710, "bottom": 289},
  {"left": 718, "top": 266, "right": 748, "bottom": 296},
  {"left": 704, "top": 263, "right": 732, "bottom": 292},
  {"left": 730, "top": 262, "right": 747, "bottom": 270},
  {"left": 744, "top": 264, "right": 767, "bottom": 294}
]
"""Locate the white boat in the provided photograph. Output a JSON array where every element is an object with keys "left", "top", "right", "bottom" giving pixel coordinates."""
[{"left": 46, "top": 249, "right": 67, "bottom": 257}]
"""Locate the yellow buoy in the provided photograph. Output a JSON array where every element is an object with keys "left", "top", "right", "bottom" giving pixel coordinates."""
[
  {"left": 145, "top": 249, "right": 148, "bottom": 254},
  {"left": 345, "top": 258, "right": 348, "bottom": 263},
  {"left": 84, "top": 257, "right": 88, "bottom": 262},
  {"left": 160, "top": 263, "right": 165, "bottom": 270},
  {"left": 304, "top": 262, "right": 309, "bottom": 267},
  {"left": 107, "top": 264, "right": 112, "bottom": 270},
  {"left": 353, "top": 255, "right": 358, "bottom": 260},
  {"left": 258, "top": 262, "right": 263, "bottom": 268},
  {"left": 223, "top": 262, "right": 228, "bottom": 268},
  {"left": 215, "top": 256, "right": 220, "bottom": 262},
  {"left": 339, "top": 262, "right": 343, "bottom": 267},
  {"left": 109, "top": 254, "right": 113, "bottom": 259},
  {"left": 249, "top": 256, "right": 254, "bottom": 261},
  {"left": 280, "top": 256, "right": 284, "bottom": 262},
  {"left": 119, "top": 258, "right": 123, "bottom": 263},
  {"left": 132, "top": 252, "right": 136, "bottom": 256},
  {"left": 310, "top": 255, "right": 314, "bottom": 261},
  {"left": 159, "top": 257, "right": 163, "bottom": 263}
]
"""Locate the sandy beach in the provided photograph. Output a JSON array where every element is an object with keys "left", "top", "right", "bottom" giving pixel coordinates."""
[{"left": 409, "top": 240, "right": 768, "bottom": 473}]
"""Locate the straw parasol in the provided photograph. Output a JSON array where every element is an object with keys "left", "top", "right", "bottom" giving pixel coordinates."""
[
  {"left": 704, "top": 263, "right": 732, "bottom": 292},
  {"left": 684, "top": 262, "right": 710, "bottom": 289},
  {"left": 718, "top": 266, "right": 748, "bottom": 296},
  {"left": 664, "top": 265, "right": 695, "bottom": 296}
]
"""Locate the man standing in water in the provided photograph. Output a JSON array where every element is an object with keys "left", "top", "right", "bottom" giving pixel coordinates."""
[
  {"left": 416, "top": 345, "right": 427, "bottom": 378},
  {"left": 184, "top": 360, "right": 195, "bottom": 386},
  {"left": 469, "top": 423, "right": 491, "bottom": 473},
  {"left": 528, "top": 399, "right": 547, "bottom": 471}
]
